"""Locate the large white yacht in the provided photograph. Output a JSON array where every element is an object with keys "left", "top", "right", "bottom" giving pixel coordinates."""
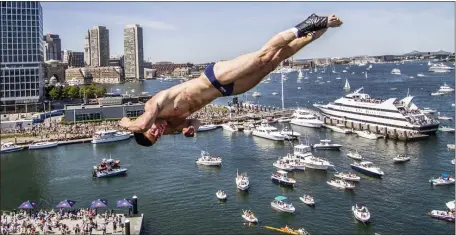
[
  {"left": 290, "top": 109, "right": 324, "bottom": 128},
  {"left": 313, "top": 87, "right": 440, "bottom": 135},
  {"left": 252, "top": 123, "right": 286, "bottom": 141},
  {"left": 429, "top": 63, "right": 454, "bottom": 73},
  {"left": 91, "top": 130, "right": 132, "bottom": 144},
  {"left": 437, "top": 83, "right": 454, "bottom": 93}
]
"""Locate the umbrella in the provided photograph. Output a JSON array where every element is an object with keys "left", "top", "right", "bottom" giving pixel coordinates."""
[
  {"left": 90, "top": 199, "right": 108, "bottom": 208},
  {"left": 116, "top": 199, "right": 133, "bottom": 208},
  {"left": 56, "top": 200, "right": 76, "bottom": 209},
  {"left": 18, "top": 200, "right": 38, "bottom": 209}
]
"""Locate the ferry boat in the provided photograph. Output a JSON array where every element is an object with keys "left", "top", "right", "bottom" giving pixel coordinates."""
[
  {"left": 196, "top": 150, "right": 222, "bottom": 166},
  {"left": 352, "top": 204, "right": 371, "bottom": 222},
  {"left": 429, "top": 63, "right": 454, "bottom": 73},
  {"left": 1, "top": 142, "right": 24, "bottom": 153},
  {"left": 271, "top": 196, "right": 295, "bottom": 213},
  {"left": 290, "top": 109, "right": 323, "bottom": 128},
  {"left": 252, "top": 123, "right": 286, "bottom": 141},
  {"left": 350, "top": 161, "right": 384, "bottom": 177},
  {"left": 236, "top": 169, "right": 250, "bottom": 191},
  {"left": 429, "top": 173, "right": 455, "bottom": 186},
  {"left": 312, "top": 139, "right": 342, "bottom": 150},
  {"left": 313, "top": 87, "right": 440, "bottom": 135},
  {"left": 28, "top": 141, "right": 59, "bottom": 150},
  {"left": 197, "top": 124, "right": 218, "bottom": 132},
  {"left": 91, "top": 130, "right": 131, "bottom": 144},
  {"left": 271, "top": 170, "right": 296, "bottom": 186}
]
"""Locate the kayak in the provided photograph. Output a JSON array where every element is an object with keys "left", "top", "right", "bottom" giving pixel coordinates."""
[{"left": 264, "top": 226, "right": 310, "bottom": 235}]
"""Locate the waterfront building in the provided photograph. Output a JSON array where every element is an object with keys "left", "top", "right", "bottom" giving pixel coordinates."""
[
  {"left": 0, "top": 1, "right": 44, "bottom": 113},
  {"left": 124, "top": 24, "right": 144, "bottom": 80},
  {"left": 84, "top": 26, "right": 110, "bottom": 67},
  {"left": 63, "top": 103, "right": 145, "bottom": 122}
]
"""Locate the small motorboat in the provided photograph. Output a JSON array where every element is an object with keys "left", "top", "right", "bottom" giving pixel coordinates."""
[
  {"left": 216, "top": 190, "right": 227, "bottom": 200},
  {"left": 299, "top": 195, "right": 315, "bottom": 206},
  {"left": 312, "top": 139, "right": 342, "bottom": 150},
  {"left": 273, "top": 160, "right": 295, "bottom": 171},
  {"left": 197, "top": 124, "right": 218, "bottom": 132},
  {"left": 264, "top": 225, "right": 310, "bottom": 235},
  {"left": 355, "top": 130, "right": 382, "bottom": 140},
  {"left": 271, "top": 170, "right": 296, "bottom": 186},
  {"left": 334, "top": 172, "right": 361, "bottom": 182},
  {"left": 28, "top": 141, "right": 59, "bottom": 150},
  {"left": 1, "top": 142, "right": 25, "bottom": 153},
  {"left": 347, "top": 150, "right": 363, "bottom": 160},
  {"left": 236, "top": 169, "right": 250, "bottom": 191},
  {"left": 327, "top": 177, "right": 355, "bottom": 190},
  {"left": 429, "top": 173, "right": 455, "bottom": 186},
  {"left": 428, "top": 210, "right": 455, "bottom": 222},
  {"left": 350, "top": 161, "right": 384, "bottom": 178},
  {"left": 439, "top": 126, "right": 455, "bottom": 132},
  {"left": 242, "top": 209, "right": 258, "bottom": 223},
  {"left": 417, "top": 73, "right": 425, "bottom": 77},
  {"left": 280, "top": 127, "right": 301, "bottom": 140},
  {"left": 431, "top": 91, "right": 447, "bottom": 96},
  {"left": 92, "top": 167, "right": 128, "bottom": 178},
  {"left": 352, "top": 204, "right": 371, "bottom": 223},
  {"left": 196, "top": 150, "right": 222, "bottom": 166},
  {"left": 393, "top": 154, "right": 410, "bottom": 163},
  {"left": 277, "top": 117, "right": 292, "bottom": 123},
  {"left": 271, "top": 196, "right": 295, "bottom": 213}
]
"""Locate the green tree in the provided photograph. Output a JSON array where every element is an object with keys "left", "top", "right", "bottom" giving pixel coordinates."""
[
  {"left": 68, "top": 86, "right": 80, "bottom": 99},
  {"left": 94, "top": 86, "right": 107, "bottom": 98},
  {"left": 48, "top": 87, "right": 60, "bottom": 100}
]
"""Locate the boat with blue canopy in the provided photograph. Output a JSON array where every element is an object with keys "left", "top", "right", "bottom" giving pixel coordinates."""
[
  {"left": 429, "top": 173, "right": 455, "bottom": 186},
  {"left": 271, "top": 196, "right": 295, "bottom": 213}
]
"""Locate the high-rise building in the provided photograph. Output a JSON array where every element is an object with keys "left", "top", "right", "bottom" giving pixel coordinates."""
[
  {"left": 63, "top": 49, "right": 84, "bottom": 68},
  {"left": 84, "top": 26, "right": 110, "bottom": 67},
  {"left": 43, "top": 33, "right": 61, "bottom": 61},
  {"left": 0, "top": 1, "right": 44, "bottom": 112},
  {"left": 124, "top": 24, "right": 144, "bottom": 80}
]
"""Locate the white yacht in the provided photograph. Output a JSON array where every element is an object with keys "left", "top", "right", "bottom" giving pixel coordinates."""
[
  {"left": 347, "top": 150, "right": 363, "bottom": 160},
  {"left": 1, "top": 142, "right": 24, "bottom": 153},
  {"left": 301, "top": 156, "right": 333, "bottom": 170},
  {"left": 290, "top": 109, "right": 323, "bottom": 128},
  {"left": 313, "top": 87, "right": 440, "bottom": 135},
  {"left": 252, "top": 123, "right": 286, "bottom": 141},
  {"left": 29, "top": 141, "right": 59, "bottom": 150},
  {"left": 197, "top": 124, "right": 218, "bottom": 132},
  {"left": 327, "top": 177, "right": 355, "bottom": 190},
  {"left": 350, "top": 161, "right": 384, "bottom": 177},
  {"left": 280, "top": 153, "right": 306, "bottom": 171},
  {"left": 312, "top": 139, "right": 342, "bottom": 150},
  {"left": 293, "top": 143, "right": 313, "bottom": 158},
  {"left": 439, "top": 126, "right": 455, "bottom": 132},
  {"left": 437, "top": 83, "right": 454, "bottom": 93},
  {"left": 355, "top": 130, "right": 382, "bottom": 140},
  {"left": 272, "top": 159, "right": 295, "bottom": 171},
  {"left": 236, "top": 169, "right": 250, "bottom": 191},
  {"left": 429, "top": 63, "right": 454, "bottom": 73},
  {"left": 352, "top": 204, "right": 371, "bottom": 223},
  {"left": 391, "top": 68, "right": 401, "bottom": 75},
  {"left": 271, "top": 170, "right": 296, "bottom": 186},
  {"left": 91, "top": 130, "right": 131, "bottom": 144},
  {"left": 196, "top": 150, "right": 222, "bottom": 166}
]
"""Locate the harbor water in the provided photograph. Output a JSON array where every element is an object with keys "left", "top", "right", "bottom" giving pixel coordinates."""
[{"left": 1, "top": 62, "right": 455, "bottom": 234}]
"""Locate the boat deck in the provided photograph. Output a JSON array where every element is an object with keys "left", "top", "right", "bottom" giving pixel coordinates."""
[{"left": 3, "top": 213, "right": 143, "bottom": 235}]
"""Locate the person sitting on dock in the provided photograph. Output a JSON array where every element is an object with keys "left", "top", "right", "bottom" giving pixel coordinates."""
[{"left": 120, "top": 14, "right": 343, "bottom": 146}]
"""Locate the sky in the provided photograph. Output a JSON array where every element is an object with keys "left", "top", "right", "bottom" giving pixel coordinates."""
[{"left": 42, "top": 1, "right": 455, "bottom": 64}]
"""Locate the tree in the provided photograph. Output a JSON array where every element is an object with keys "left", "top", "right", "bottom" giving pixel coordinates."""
[
  {"left": 67, "top": 86, "right": 80, "bottom": 99},
  {"left": 48, "top": 87, "right": 60, "bottom": 100},
  {"left": 94, "top": 86, "right": 107, "bottom": 98}
]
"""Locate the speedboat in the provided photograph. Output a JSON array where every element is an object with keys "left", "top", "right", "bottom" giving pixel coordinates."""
[
  {"left": 437, "top": 83, "right": 454, "bottom": 93},
  {"left": 290, "top": 109, "right": 323, "bottom": 128},
  {"left": 273, "top": 159, "right": 295, "bottom": 171},
  {"left": 391, "top": 68, "right": 401, "bottom": 75},
  {"left": 312, "top": 139, "right": 342, "bottom": 150},
  {"left": 236, "top": 169, "right": 249, "bottom": 191},
  {"left": 299, "top": 195, "right": 315, "bottom": 206},
  {"left": 196, "top": 150, "right": 222, "bottom": 166},
  {"left": 431, "top": 91, "right": 447, "bottom": 96},
  {"left": 271, "top": 170, "right": 296, "bottom": 186},
  {"left": 197, "top": 124, "right": 218, "bottom": 132},
  {"left": 1, "top": 142, "right": 24, "bottom": 153},
  {"left": 428, "top": 210, "right": 455, "bottom": 222},
  {"left": 347, "top": 150, "right": 363, "bottom": 160},
  {"left": 301, "top": 156, "right": 333, "bottom": 170},
  {"left": 216, "top": 190, "right": 227, "bottom": 200},
  {"left": 355, "top": 130, "right": 382, "bottom": 140},
  {"left": 92, "top": 167, "right": 127, "bottom": 178},
  {"left": 393, "top": 154, "right": 410, "bottom": 163},
  {"left": 242, "top": 209, "right": 258, "bottom": 223},
  {"left": 91, "top": 130, "right": 131, "bottom": 144},
  {"left": 28, "top": 141, "right": 59, "bottom": 150},
  {"left": 327, "top": 177, "right": 355, "bottom": 190},
  {"left": 334, "top": 172, "right": 361, "bottom": 182},
  {"left": 279, "top": 126, "right": 301, "bottom": 140},
  {"left": 252, "top": 123, "right": 286, "bottom": 141},
  {"left": 429, "top": 174, "right": 455, "bottom": 186},
  {"left": 352, "top": 204, "right": 371, "bottom": 223},
  {"left": 350, "top": 161, "right": 384, "bottom": 177},
  {"left": 417, "top": 73, "right": 425, "bottom": 77},
  {"left": 271, "top": 196, "right": 295, "bottom": 213},
  {"left": 439, "top": 126, "right": 455, "bottom": 132}
]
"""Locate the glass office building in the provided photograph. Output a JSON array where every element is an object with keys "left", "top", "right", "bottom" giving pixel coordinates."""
[{"left": 0, "top": 1, "right": 44, "bottom": 113}]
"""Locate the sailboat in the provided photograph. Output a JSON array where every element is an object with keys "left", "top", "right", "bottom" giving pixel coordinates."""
[
  {"left": 297, "top": 69, "right": 303, "bottom": 81},
  {"left": 344, "top": 79, "right": 351, "bottom": 92}
]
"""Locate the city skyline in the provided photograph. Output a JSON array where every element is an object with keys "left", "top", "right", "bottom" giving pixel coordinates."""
[{"left": 43, "top": 2, "right": 454, "bottom": 63}]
